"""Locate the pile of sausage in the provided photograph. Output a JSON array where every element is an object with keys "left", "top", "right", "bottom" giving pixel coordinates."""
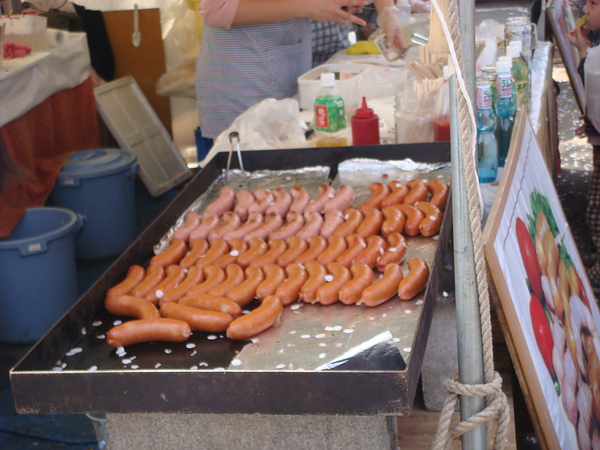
[{"left": 103, "top": 178, "right": 449, "bottom": 348}]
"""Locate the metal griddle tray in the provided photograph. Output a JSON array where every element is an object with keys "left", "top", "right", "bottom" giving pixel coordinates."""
[{"left": 11, "top": 143, "right": 452, "bottom": 416}]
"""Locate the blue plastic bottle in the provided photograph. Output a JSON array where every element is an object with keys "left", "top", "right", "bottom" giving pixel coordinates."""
[
  {"left": 494, "top": 57, "right": 517, "bottom": 166},
  {"left": 476, "top": 79, "right": 498, "bottom": 183}
]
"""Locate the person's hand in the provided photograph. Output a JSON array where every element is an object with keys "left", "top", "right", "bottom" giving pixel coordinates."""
[
  {"left": 377, "top": 6, "right": 406, "bottom": 51},
  {"left": 303, "top": 0, "right": 368, "bottom": 27},
  {"left": 568, "top": 26, "right": 591, "bottom": 55}
]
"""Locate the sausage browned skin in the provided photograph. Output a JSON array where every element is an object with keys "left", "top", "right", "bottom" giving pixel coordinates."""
[
  {"left": 105, "top": 295, "right": 160, "bottom": 320},
  {"left": 397, "top": 258, "right": 430, "bottom": 300},
  {"left": 159, "top": 302, "right": 233, "bottom": 333},
  {"left": 249, "top": 239, "right": 288, "bottom": 268},
  {"left": 339, "top": 262, "right": 375, "bottom": 305},
  {"left": 323, "top": 185, "right": 355, "bottom": 212},
  {"left": 305, "top": 184, "right": 335, "bottom": 213},
  {"left": 159, "top": 265, "right": 205, "bottom": 305},
  {"left": 380, "top": 206, "right": 405, "bottom": 238},
  {"left": 212, "top": 238, "right": 247, "bottom": 269},
  {"left": 402, "top": 179, "right": 429, "bottom": 206},
  {"left": 106, "top": 318, "right": 191, "bottom": 347},
  {"left": 207, "top": 263, "right": 245, "bottom": 297},
  {"left": 204, "top": 185, "right": 235, "bottom": 216},
  {"left": 332, "top": 208, "right": 364, "bottom": 238},
  {"left": 277, "top": 235, "right": 308, "bottom": 267},
  {"left": 359, "top": 182, "right": 390, "bottom": 211},
  {"left": 226, "top": 295, "right": 284, "bottom": 340},
  {"left": 299, "top": 260, "right": 328, "bottom": 303},
  {"left": 315, "top": 262, "right": 351, "bottom": 305},
  {"left": 179, "top": 238, "right": 209, "bottom": 269},
  {"left": 223, "top": 212, "right": 264, "bottom": 240},
  {"left": 129, "top": 265, "right": 165, "bottom": 298},
  {"left": 376, "top": 232, "right": 407, "bottom": 271},
  {"left": 195, "top": 238, "right": 230, "bottom": 271},
  {"left": 255, "top": 263, "right": 286, "bottom": 300},
  {"left": 355, "top": 207, "right": 383, "bottom": 238},
  {"left": 179, "top": 293, "right": 242, "bottom": 317},
  {"left": 355, "top": 235, "right": 386, "bottom": 269},
  {"left": 172, "top": 210, "right": 201, "bottom": 243},
  {"left": 187, "top": 265, "right": 226, "bottom": 296},
  {"left": 335, "top": 234, "right": 366, "bottom": 268},
  {"left": 145, "top": 265, "right": 186, "bottom": 304},
  {"left": 427, "top": 179, "right": 450, "bottom": 210},
  {"left": 294, "top": 235, "right": 327, "bottom": 265},
  {"left": 317, "top": 234, "right": 348, "bottom": 266},
  {"left": 416, "top": 201, "right": 443, "bottom": 237},
  {"left": 361, "top": 263, "right": 404, "bottom": 307},
  {"left": 275, "top": 263, "right": 308, "bottom": 305},
  {"left": 149, "top": 238, "right": 187, "bottom": 267},
  {"left": 380, "top": 180, "right": 409, "bottom": 208},
  {"left": 226, "top": 266, "right": 265, "bottom": 307},
  {"left": 392, "top": 204, "right": 424, "bottom": 237}
]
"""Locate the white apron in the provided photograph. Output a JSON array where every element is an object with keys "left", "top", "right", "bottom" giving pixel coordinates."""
[{"left": 195, "top": 18, "right": 312, "bottom": 139}]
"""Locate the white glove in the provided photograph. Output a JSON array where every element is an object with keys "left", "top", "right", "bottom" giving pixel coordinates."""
[
  {"left": 409, "top": 0, "right": 430, "bottom": 14},
  {"left": 377, "top": 6, "right": 406, "bottom": 50}
]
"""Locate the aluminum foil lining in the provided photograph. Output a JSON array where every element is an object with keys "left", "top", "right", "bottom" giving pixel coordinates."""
[{"left": 61, "top": 158, "right": 451, "bottom": 374}]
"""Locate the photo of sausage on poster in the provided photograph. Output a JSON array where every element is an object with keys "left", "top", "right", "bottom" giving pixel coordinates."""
[{"left": 484, "top": 111, "right": 600, "bottom": 450}]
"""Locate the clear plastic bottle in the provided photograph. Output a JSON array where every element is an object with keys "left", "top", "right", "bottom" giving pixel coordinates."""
[
  {"left": 506, "top": 40, "right": 530, "bottom": 109},
  {"left": 494, "top": 57, "right": 517, "bottom": 166},
  {"left": 314, "top": 72, "right": 348, "bottom": 147},
  {"left": 396, "top": 0, "right": 413, "bottom": 44},
  {"left": 476, "top": 78, "right": 498, "bottom": 183}
]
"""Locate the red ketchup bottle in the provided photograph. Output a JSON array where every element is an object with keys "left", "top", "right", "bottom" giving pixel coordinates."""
[{"left": 351, "top": 97, "right": 380, "bottom": 145}]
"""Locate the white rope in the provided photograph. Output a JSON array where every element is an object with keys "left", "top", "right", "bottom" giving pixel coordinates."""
[{"left": 428, "top": 0, "right": 510, "bottom": 448}]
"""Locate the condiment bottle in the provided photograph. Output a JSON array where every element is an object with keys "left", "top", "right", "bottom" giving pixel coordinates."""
[
  {"left": 494, "top": 57, "right": 517, "bottom": 166},
  {"left": 433, "top": 66, "right": 450, "bottom": 142},
  {"left": 314, "top": 72, "right": 348, "bottom": 147},
  {"left": 351, "top": 97, "right": 380, "bottom": 145},
  {"left": 476, "top": 76, "right": 498, "bottom": 183}
]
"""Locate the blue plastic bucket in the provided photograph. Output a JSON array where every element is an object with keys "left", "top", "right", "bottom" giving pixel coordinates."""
[
  {"left": 0, "top": 207, "right": 84, "bottom": 343},
  {"left": 48, "top": 148, "right": 139, "bottom": 260}
]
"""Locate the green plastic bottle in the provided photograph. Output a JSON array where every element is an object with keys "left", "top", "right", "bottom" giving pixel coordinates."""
[
  {"left": 314, "top": 72, "right": 348, "bottom": 147},
  {"left": 506, "top": 40, "right": 530, "bottom": 109}
]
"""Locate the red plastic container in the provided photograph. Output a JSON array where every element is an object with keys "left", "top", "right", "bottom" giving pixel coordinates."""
[{"left": 351, "top": 97, "right": 380, "bottom": 145}]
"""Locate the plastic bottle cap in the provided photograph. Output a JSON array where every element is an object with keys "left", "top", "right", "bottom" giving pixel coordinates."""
[
  {"left": 320, "top": 72, "right": 336, "bottom": 87},
  {"left": 496, "top": 58, "right": 511, "bottom": 73},
  {"left": 354, "top": 97, "right": 375, "bottom": 119},
  {"left": 506, "top": 41, "right": 522, "bottom": 58}
]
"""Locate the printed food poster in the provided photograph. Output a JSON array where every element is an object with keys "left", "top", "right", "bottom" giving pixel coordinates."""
[{"left": 486, "top": 117, "right": 600, "bottom": 449}]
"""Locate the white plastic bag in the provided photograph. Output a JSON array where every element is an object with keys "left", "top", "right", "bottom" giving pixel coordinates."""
[{"left": 200, "top": 98, "right": 309, "bottom": 167}]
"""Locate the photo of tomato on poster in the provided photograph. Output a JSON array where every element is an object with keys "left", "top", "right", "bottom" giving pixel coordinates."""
[{"left": 485, "top": 116, "right": 600, "bottom": 449}]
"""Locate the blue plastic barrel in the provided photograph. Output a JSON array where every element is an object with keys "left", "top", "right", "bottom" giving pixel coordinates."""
[
  {"left": 0, "top": 207, "right": 84, "bottom": 343},
  {"left": 48, "top": 148, "right": 139, "bottom": 260}
]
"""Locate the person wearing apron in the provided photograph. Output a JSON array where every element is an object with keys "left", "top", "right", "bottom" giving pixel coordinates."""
[
  {"left": 195, "top": 0, "right": 368, "bottom": 140},
  {"left": 569, "top": 0, "right": 600, "bottom": 291}
]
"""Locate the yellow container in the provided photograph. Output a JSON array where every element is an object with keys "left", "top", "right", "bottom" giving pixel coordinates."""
[{"left": 187, "top": 0, "right": 203, "bottom": 41}]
